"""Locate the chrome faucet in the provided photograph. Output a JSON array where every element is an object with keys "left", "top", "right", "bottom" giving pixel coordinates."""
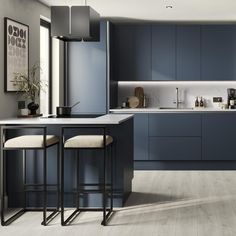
[{"left": 174, "top": 87, "right": 182, "bottom": 109}]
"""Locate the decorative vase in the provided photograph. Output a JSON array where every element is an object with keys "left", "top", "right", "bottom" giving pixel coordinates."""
[{"left": 27, "top": 102, "right": 39, "bottom": 115}]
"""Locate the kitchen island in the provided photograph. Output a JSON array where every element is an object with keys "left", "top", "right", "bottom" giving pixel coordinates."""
[{"left": 0, "top": 114, "right": 134, "bottom": 208}]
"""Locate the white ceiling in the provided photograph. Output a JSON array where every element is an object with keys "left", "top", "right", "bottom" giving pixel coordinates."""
[{"left": 38, "top": 0, "right": 236, "bottom": 22}]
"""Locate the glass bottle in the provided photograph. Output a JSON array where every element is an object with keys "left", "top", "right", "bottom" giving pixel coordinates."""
[{"left": 195, "top": 97, "right": 199, "bottom": 107}]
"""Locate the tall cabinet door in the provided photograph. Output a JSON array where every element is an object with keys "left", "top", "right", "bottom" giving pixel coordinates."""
[
  {"left": 151, "top": 25, "right": 176, "bottom": 80},
  {"left": 112, "top": 25, "right": 151, "bottom": 81},
  {"left": 68, "top": 22, "right": 107, "bottom": 114},
  {"left": 201, "top": 25, "right": 236, "bottom": 81},
  {"left": 176, "top": 25, "right": 201, "bottom": 81}
]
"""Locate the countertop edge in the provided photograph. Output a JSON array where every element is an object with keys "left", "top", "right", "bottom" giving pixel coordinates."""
[
  {"left": 0, "top": 114, "right": 134, "bottom": 125},
  {"left": 110, "top": 109, "right": 236, "bottom": 114},
  {"left": 115, "top": 114, "right": 134, "bottom": 124}
]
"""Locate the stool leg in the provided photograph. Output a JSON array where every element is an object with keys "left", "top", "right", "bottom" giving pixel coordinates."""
[
  {"left": 1, "top": 149, "right": 6, "bottom": 226},
  {"left": 42, "top": 147, "right": 47, "bottom": 226},
  {"left": 61, "top": 143, "right": 65, "bottom": 225},
  {"left": 57, "top": 144, "right": 60, "bottom": 211},
  {"left": 1, "top": 149, "right": 25, "bottom": 226},
  {"left": 22, "top": 150, "right": 26, "bottom": 210},
  {"left": 110, "top": 144, "right": 113, "bottom": 211},
  {"left": 102, "top": 148, "right": 107, "bottom": 226},
  {"left": 76, "top": 150, "right": 80, "bottom": 210},
  {"left": 40, "top": 144, "right": 60, "bottom": 226},
  {"left": 0, "top": 128, "right": 4, "bottom": 226}
]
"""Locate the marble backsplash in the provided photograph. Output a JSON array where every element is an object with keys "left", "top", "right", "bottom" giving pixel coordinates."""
[{"left": 118, "top": 82, "right": 236, "bottom": 109}]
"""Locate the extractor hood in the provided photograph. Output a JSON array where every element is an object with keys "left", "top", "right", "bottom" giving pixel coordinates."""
[{"left": 51, "top": 6, "right": 100, "bottom": 42}]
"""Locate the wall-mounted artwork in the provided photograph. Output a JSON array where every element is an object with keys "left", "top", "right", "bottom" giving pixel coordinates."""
[{"left": 4, "top": 17, "right": 29, "bottom": 92}]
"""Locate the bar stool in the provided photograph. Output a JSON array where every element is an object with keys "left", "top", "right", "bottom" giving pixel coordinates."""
[
  {"left": 61, "top": 126, "right": 114, "bottom": 226},
  {"left": 0, "top": 126, "right": 60, "bottom": 226}
]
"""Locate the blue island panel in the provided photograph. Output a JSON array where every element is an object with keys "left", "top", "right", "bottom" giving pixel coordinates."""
[{"left": 134, "top": 114, "right": 148, "bottom": 160}]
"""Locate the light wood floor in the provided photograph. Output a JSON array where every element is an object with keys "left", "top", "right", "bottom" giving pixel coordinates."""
[{"left": 1, "top": 171, "right": 236, "bottom": 236}]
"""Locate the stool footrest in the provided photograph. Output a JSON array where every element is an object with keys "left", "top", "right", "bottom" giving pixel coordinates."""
[
  {"left": 62, "top": 209, "right": 80, "bottom": 226},
  {"left": 24, "top": 184, "right": 58, "bottom": 186},
  {"left": 74, "top": 190, "right": 112, "bottom": 194},
  {"left": 41, "top": 209, "right": 60, "bottom": 226},
  {"left": 24, "top": 184, "right": 59, "bottom": 192},
  {"left": 78, "top": 183, "right": 112, "bottom": 186},
  {"left": 78, "top": 208, "right": 112, "bottom": 212},
  {"left": 1, "top": 209, "right": 25, "bottom": 226},
  {"left": 24, "top": 187, "right": 58, "bottom": 192},
  {"left": 25, "top": 208, "right": 58, "bottom": 212}
]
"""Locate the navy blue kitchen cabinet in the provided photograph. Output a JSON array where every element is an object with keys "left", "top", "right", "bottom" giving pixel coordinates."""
[
  {"left": 176, "top": 25, "right": 201, "bottom": 81},
  {"left": 112, "top": 25, "right": 151, "bottom": 81},
  {"left": 149, "top": 137, "right": 201, "bottom": 160},
  {"left": 201, "top": 25, "right": 236, "bottom": 81},
  {"left": 134, "top": 114, "right": 148, "bottom": 160},
  {"left": 110, "top": 24, "right": 236, "bottom": 82},
  {"left": 149, "top": 114, "right": 202, "bottom": 137},
  {"left": 202, "top": 113, "right": 236, "bottom": 160},
  {"left": 151, "top": 25, "right": 176, "bottom": 80},
  {"left": 68, "top": 21, "right": 107, "bottom": 114},
  {"left": 148, "top": 114, "right": 202, "bottom": 161}
]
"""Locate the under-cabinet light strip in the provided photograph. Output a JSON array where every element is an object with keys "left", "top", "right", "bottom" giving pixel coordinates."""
[{"left": 118, "top": 81, "right": 236, "bottom": 86}]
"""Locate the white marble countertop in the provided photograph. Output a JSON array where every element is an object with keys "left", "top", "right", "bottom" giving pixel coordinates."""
[
  {"left": 110, "top": 108, "right": 236, "bottom": 113},
  {"left": 0, "top": 114, "right": 134, "bottom": 125}
]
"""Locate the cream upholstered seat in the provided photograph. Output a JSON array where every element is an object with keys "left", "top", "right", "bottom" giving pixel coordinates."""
[
  {"left": 4, "top": 135, "right": 59, "bottom": 148},
  {"left": 64, "top": 135, "right": 113, "bottom": 148}
]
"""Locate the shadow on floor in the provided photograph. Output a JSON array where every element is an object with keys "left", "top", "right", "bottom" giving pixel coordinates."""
[
  {"left": 124, "top": 191, "right": 183, "bottom": 207},
  {"left": 108, "top": 193, "right": 236, "bottom": 226}
]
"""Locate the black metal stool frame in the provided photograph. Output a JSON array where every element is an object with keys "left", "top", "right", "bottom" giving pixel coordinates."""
[
  {"left": 60, "top": 126, "right": 113, "bottom": 226},
  {"left": 0, "top": 126, "right": 60, "bottom": 226}
]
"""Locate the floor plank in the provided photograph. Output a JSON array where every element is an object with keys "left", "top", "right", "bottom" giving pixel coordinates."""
[{"left": 1, "top": 171, "right": 236, "bottom": 236}]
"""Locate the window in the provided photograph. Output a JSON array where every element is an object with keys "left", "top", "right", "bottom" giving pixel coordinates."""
[{"left": 40, "top": 19, "right": 52, "bottom": 114}]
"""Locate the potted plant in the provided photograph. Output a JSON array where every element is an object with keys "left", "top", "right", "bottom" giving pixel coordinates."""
[{"left": 13, "top": 63, "right": 47, "bottom": 115}]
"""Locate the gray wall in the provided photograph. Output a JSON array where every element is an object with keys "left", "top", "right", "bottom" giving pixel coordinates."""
[{"left": 0, "top": 0, "right": 50, "bottom": 119}]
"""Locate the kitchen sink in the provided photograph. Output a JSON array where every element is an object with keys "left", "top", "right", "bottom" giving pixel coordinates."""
[{"left": 159, "top": 107, "right": 194, "bottom": 110}]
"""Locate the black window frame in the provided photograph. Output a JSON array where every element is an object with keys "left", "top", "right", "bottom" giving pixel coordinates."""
[{"left": 40, "top": 19, "right": 52, "bottom": 114}]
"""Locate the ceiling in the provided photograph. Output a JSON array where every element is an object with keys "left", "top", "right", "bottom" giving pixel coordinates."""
[{"left": 38, "top": 0, "right": 236, "bottom": 23}]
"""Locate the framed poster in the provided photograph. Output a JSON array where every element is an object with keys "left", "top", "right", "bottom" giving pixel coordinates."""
[{"left": 4, "top": 17, "right": 29, "bottom": 92}]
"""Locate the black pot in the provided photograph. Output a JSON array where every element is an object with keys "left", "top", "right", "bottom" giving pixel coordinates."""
[
  {"left": 56, "top": 101, "right": 80, "bottom": 117},
  {"left": 28, "top": 102, "right": 39, "bottom": 115},
  {"left": 56, "top": 106, "right": 71, "bottom": 117}
]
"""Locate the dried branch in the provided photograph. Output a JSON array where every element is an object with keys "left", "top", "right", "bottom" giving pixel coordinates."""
[{"left": 13, "top": 63, "right": 48, "bottom": 103}]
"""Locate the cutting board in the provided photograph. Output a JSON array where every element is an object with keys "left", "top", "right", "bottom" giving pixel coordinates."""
[
  {"left": 134, "top": 87, "right": 144, "bottom": 108},
  {"left": 128, "top": 96, "right": 139, "bottom": 108}
]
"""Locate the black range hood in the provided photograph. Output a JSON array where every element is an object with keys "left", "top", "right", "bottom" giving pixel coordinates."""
[{"left": 51, "top": 6, "right": 100, "bottom": 42}]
